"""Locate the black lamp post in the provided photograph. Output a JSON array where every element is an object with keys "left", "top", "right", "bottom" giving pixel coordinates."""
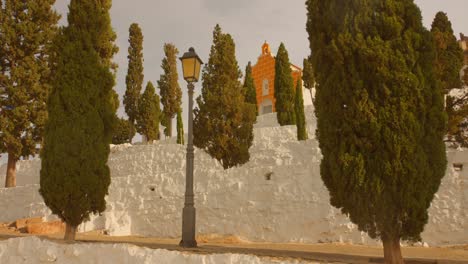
[{"left": 179, "top": 47, "right": 203, "bottom": 248}]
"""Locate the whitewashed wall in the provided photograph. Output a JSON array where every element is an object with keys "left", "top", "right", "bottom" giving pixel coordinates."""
[
  {"left": 0, "top": 106, "right": 466, "bottom": 246},
  {"left": 0, "top": 237, "right": 315, "bottom": 264},
  {"left": 0, "top": 155, "right": 6, "bottom": 167}
]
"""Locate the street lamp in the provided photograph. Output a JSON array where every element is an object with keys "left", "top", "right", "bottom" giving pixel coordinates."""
[{"left": 179, "top": 47, "right": 203, "bottom": 248}]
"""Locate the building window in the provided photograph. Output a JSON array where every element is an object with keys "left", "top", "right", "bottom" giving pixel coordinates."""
[{"left": 262, "top": 79, "right": 269, "bottom": 96}]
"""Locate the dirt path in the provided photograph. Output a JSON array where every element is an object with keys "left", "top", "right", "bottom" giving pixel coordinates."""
[{"left": 0, "top": 231, "right": 467, "bottom": 263}]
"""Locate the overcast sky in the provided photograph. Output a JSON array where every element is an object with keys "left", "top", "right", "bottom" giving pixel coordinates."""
[{"left": 52, "top": 0, "right": 468, "bottom": 121}]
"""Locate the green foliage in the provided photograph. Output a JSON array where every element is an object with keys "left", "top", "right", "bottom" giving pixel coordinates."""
[
  {"left": 158, "top": 43, "right": 182, "bottom": 137},
  {"left": 306, "top": 0, "right": 447, "bottom": 245},
  {"left": 177, "top": 109, "right": 184, "bottom": 145},
  {"left": 136, "top": 82, "right": 161, "bottom": 142},
  {"left": 40, "top": 0, "right": 117, "bottom": 228},
  {"left": 302, "top": 58, "right": 315, "bottom": 90},
  {"left": 160, "top": 114, "right": 170, "bottom": 138},
  {"left": 0, "top": 0, "right": 60, "bottom": 162},
  {"left": 194, "top": 24, "right": 256, "bottom": 169},
  {"left": 302, "top": 57, "right": 315, "bottom": 102},
  {"left": 274, "top": 43, "right": 296, "bottom": 126},
  {"left": 295, "top": 79, "right": 307, "bottom": 141},
  {"left": 243, "top": 62, "right": 258, "bottom": 116},
  {"left": 431, "top": 12, "right": 464, "bottom": 91},
  {"left": 110, "top": 90, "right": 134, "bottom": 142},
  {"left": 431, "top": 12, "right": 467, "bottom": 147},
  {"left": 66, "top": 0, "right": 118, "bottom": 69},
  {"left": 123, "top": 23, "right": 144, "bottom": 125},
  {"left": 112, "top": 117, "right": 134, "bottom": 145},
  {"left": 446, "top": 94, "right": 468, "bottom": 147}
]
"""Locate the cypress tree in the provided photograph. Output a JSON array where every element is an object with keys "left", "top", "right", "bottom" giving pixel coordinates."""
[
  {"left": 158, "top": 43, "right": 182, "bottom": 137},
  {"left": 194, "top": 24, "right": 256, "bottom": 169},
  {"left": 306, "top": 0, "right": 447, "bottom": 262},
  {"left": 0, "top": 0, "right": 60, "bottom": 187},
  {"left": 112, "top": 117, "right": 134, "bottom": 145},
  {"left": 136, "top": 81, "right": 161, "bottom": 142},
  {"left": 302, "top": 57, "right": 315, "bottom": 103},
  {"left": 294, "top": 79, "right": 307, "bottom": 141},
  {"left": 123, "top": 23, "right": 144, "bottom": 138},
  {"left": 40, "top": 0, "right": 118, "bottom": 241},
  {"left": 177, "top": 109, "right": 184, "bottom": 145},
  {"left": 274, "top": 43, "right": 296, "bottom": 126},
  {"left": 243, "top": 61, "right": 258, "bottom": 116},
  {"left": 431, "top": 12, "right": 467, "bottom": 147},
  {"left": 160, "top": 115, "right": 170, "bottom": 138},
  {"left": 431, "top": 12, "right": 464, "bottom": 92}
]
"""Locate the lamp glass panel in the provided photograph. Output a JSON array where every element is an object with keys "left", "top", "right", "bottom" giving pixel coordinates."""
[
  {"left": 194, "top": 59, "right": 201, "bottom": 81},
  {"left": 182, "top": 57, "right": 196, "bottom": 81}
]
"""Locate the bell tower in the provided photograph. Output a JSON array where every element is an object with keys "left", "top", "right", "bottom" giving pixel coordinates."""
[{"left": 262, "top": 41, "right": 271, "bottom": 56}]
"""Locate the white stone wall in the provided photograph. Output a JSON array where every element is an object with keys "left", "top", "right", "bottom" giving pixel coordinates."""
[
  {"left": 302, "top": 86, "right": 314, "bottom": 106},
  {"left": 0, "top": 160, "right": 41, "bottom": 187},
  {"left": 0, "top": 154, "right": 6, "bottom": 167},
  {"left": 0, "top": 237, "right": 315, "bottom": 264},
  {"left": 0, "top": 106, "right": 466, "bottom": 246},
  {"left": 0, "top": 185, "right": 53, "bottom": 222}
]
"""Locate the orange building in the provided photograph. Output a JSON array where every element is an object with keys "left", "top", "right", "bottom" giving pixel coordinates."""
[{"left": 252, "top": 42, "right": 303, "bottom": 115}]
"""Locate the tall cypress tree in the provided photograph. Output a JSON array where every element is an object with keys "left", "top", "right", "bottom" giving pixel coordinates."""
[
  {"left": 243, "top": 61, "right": 258, "bottom": 116},
  {"left": 302, "top": 57, "right": 315, "bottom": 103},
  {"left": 176, "top": 109, "right": 184, "bottom": 145},
  {"left": 431, "top": 12, "right": 467, "bottom": 147},
  {"left": 294, "top": 79, "right": 307, "bottom": 141},
  {"left": 274, "top": 43, "right": 296, "bottom": 126},
  {"left": 307, "top": 1, "right": 447, "bottom": 263},
  {"left": 40, "top": 0, "right": 118, "bottom": 241},
  {"left": 136, "top": 81, "right": 161, "bottom": 142},
  {"left": 158, "top": 43, "right": 182, "bottom": 137},
  {"left": 431, "top": 12, "right": 464, "bottom": 92},
  {"left": 194, "top": 25, "right": 256, "bottom": 169},
  {"left": 0, "top": 0, "right": 60, "bottom": 187},
  {"left": 123, "top": 23, "right": 144, "bottom": 138}
]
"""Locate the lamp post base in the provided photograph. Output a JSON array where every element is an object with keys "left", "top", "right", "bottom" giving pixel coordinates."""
[
  {"left": 179, "top": 239, "right": 197, "bottom": 248},
  {"left": 179, "top": 206, "right": 197, "bottom": 248}
]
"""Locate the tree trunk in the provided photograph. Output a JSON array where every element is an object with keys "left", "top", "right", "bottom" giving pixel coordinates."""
[
  {"left": 383, "top": 236, "right": 404, "bottom": 264},
  {"left": 5, "top": 153, "right": 17, "bottom": 188},
  {"left": 166, "top": 115, "right": 172, "bottom": 138},
  {"left": 64, "top": 223, "right": 77, "bottom": 241}
]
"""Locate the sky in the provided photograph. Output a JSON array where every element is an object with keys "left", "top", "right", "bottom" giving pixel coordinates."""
[{"left": 1, "top": 0, "right": 467, "bottom": 165}]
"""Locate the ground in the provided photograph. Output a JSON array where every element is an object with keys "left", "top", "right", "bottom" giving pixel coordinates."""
[{"left": 0, "top": 227, "right": 466, "bottom": 263}]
